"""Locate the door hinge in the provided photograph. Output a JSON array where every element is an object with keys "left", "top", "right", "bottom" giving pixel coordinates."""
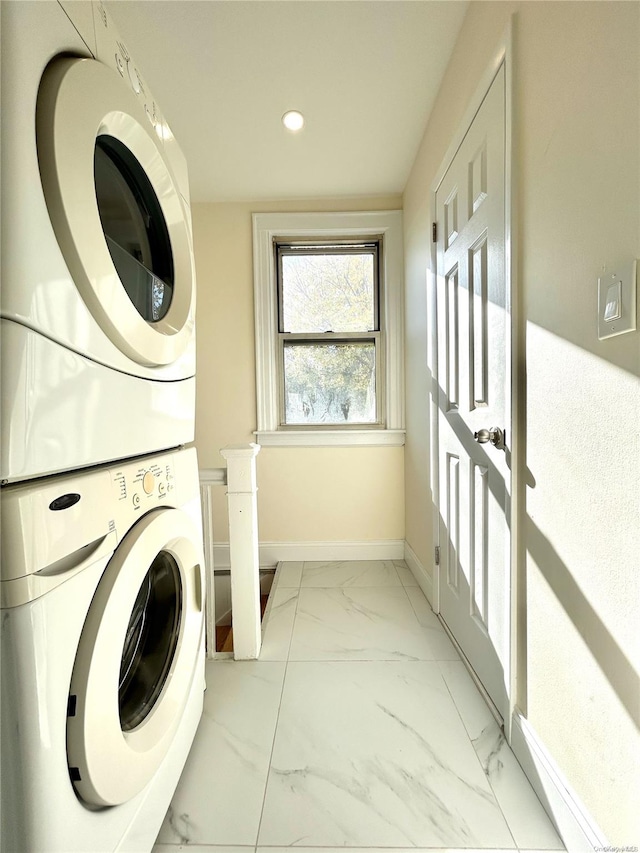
[
  {"left": 432, "top": 222, "right": 438, "bottom": 243},
  {"left": 434, "top": 545, "right": 440, "bottom": 565}
]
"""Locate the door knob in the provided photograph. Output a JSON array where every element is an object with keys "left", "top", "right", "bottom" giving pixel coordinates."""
[{"left": 473, "top": 427, "right": 504, "bottom": 449}]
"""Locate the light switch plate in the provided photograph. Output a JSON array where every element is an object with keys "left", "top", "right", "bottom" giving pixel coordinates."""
[{"left": 598, "top": 260, "right": 637, "bottom": 340}]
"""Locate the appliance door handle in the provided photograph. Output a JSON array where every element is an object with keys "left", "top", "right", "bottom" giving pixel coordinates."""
[
  {"left": 36, "top": 532, "right": 115, "bottom": 577},
  {"left": 1, "top": 531, "right": 117, "bottom": 609}
]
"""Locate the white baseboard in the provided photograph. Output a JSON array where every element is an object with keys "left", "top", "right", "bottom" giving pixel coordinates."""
[
  {"left": 510, "top": 711, "right": 607, "bottom": 853},
  {"left": 212, "top": 539, "right": 405, "bottom": 569},
  {"left": 403, "top": 540, "right": 434, "bottom": 605}
]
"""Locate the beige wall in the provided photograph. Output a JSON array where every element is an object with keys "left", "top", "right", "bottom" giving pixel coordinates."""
[
  {"left": 403, "top": 1, "right": 639, "bottom": 844},
  {"left": 193, "top": 195, "right": 404, "bottom": 543},
  {"left": 193, "top": 2, "right": 639, "bottom": 837}
]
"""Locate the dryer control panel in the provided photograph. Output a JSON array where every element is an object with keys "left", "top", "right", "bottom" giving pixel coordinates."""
[
  {"left": 58, "top": 0, "right": 191, "bottom": 203},
  {"left": 92, "top": 1, "right": 170, "bottom": 143}
]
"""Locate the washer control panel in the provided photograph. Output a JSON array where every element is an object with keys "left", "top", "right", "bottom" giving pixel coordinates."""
[{"left": 112, "top": 456, "right": 175, "bottom": 515}]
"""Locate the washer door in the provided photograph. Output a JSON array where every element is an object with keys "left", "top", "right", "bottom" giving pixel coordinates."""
[
  {"left": 67, "top": 508, "right": 204, "bottom": 807},
  {"left": 37, "top": 57, "right": 195, "bottom": 367}
]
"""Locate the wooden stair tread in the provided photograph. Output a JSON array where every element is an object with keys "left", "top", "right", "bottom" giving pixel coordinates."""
[{"left": 215, "top": 593, "right": 270, "bottom": 653}]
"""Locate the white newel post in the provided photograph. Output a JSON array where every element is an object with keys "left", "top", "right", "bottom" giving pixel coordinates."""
[{"left": 219, "top": 443, "right": 261, "bottom": 660}]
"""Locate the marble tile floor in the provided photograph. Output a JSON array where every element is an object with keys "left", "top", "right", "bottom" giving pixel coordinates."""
[{"left": 154, "top": 560, "right": 564, "bottom": 853}]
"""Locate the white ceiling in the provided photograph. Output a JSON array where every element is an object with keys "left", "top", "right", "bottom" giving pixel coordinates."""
[{"left": 106, "top": 1, "right": 468, "bottom": 203}]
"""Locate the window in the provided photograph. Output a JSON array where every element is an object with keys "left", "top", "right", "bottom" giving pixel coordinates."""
[
  {"left": 277, "top": 240, "right": 381, "bottom": 427},
  {"left": 253, "top": 211, "right": 404, "bottom": 447}
]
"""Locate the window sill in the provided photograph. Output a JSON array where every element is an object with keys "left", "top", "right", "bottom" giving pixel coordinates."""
[{"left": 254, "top": 429, "right": 406, "bottom": 448}]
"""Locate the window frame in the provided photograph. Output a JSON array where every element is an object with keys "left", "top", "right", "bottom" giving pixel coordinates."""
[{"left": 253, "top": 211, "right": 405, "bottom": 447}]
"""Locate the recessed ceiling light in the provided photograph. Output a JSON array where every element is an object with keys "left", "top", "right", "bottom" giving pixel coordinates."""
[{"left": 282, "top": 110, "right": 305, "bottom": 132}]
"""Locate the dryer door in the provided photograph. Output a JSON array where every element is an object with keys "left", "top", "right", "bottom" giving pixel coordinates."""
[
  {"left": 37, "top": 57, "right": 195, "bottom": 367},
  {"left": 67, "top": 508, "right": 204, "bottom": 807}
]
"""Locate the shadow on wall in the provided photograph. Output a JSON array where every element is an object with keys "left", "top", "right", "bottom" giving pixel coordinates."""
[
  {"left": 435, "top": 385, "right": 638, "bottom": 730},
  {"left": 525, "top": 516, "right": 639, "bottom": 731}
]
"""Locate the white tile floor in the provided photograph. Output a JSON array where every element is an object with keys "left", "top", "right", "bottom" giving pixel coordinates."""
[{"left": 154, "top": 560, "right": 564, "bottom": 853}]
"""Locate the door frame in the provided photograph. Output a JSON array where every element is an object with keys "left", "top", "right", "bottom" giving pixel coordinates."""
[{"left": 428, "top": 18, "right": 524, "bottom": 740}]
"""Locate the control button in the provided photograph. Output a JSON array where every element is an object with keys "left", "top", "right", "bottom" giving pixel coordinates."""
[
  {"left": 115, "top": 52, "right": 125, "bottom": 76},
  {"left": 127, "top": 61, "right": 141, "bottom": 94},
  {"left": 132, "top": 493, "right": 141, "bottom": 508},
  {"left": 142, "top": 471, "right": 155, "bottom": 495},
  {"left": 158, "top": 481, "right": 166, "bottom": 496},
  {"left": 146, "top": 106, "right": 157, "bottom": 131}
]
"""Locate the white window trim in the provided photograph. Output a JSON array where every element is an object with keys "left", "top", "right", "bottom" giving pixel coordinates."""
[{"left": 253, "top": 211, "right": 405, "bottom": 448}]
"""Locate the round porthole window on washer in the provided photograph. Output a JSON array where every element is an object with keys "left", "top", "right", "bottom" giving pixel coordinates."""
[
  {"left": 66, "top": 506, "right": 204, "bottom": 807},
  {"left": 118, "top": 551, "right": 182, "bottom": 732}
]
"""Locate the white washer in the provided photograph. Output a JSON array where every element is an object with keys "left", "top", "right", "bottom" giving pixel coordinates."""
[
  {"left": 1, "top": 1, "right": 197, "bottom": 484},
  {"left": 1, "top": 447, "right": 206, "bottom": 852}
]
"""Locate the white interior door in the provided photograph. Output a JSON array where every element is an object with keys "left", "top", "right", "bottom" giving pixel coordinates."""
[{"left": 435, "top": 64, "right": 510, "bottom": 721}]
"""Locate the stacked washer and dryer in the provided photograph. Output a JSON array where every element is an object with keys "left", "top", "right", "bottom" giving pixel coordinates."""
[{"left": 1, "top": 2, "right": 206, "bottom": 851}]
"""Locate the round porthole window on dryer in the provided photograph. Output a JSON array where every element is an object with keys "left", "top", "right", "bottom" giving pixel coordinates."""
[
  {"left": 94, "top": 135, "right": 174, "bottom": 324},
  {"left": 37, "top": 56, "right": 195, "bottom": 367}
]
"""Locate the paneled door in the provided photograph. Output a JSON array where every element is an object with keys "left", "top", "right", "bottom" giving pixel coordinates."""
[{"left": 435, "top": 64, "right": 509, "bottom": 721}]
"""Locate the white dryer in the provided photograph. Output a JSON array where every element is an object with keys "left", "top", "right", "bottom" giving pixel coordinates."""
[
  {"left": 1, "top": 1, "right": 197, "bottom": 484},
  {"left": 1, "top": 447, "right": 206, "bottom": 852}
]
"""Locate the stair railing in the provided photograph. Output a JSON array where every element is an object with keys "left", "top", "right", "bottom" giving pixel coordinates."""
[{"left": 200, "top": 443, "right": 262, "bottom": 660}]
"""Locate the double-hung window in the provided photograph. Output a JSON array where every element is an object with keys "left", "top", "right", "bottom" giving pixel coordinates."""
[
  {"left": 277, "top": 239, "right": 382, "bottom": 427},
  {"left": 253, "top": 211, "right": 404, "bottom": 447}
]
